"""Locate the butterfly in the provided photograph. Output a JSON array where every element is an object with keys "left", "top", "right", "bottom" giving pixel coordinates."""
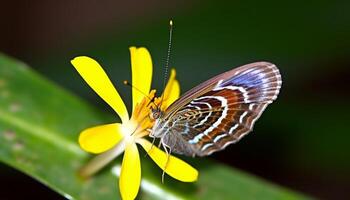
[{"left": 150, "top": 62, "right": 282, "bottom": 157}]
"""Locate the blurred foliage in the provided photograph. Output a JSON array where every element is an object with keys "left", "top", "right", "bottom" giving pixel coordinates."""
[{"left": 0, "top": 54, "right": 311, "bottom": 199}]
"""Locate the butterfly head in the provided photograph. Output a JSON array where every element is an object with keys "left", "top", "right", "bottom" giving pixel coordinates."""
[
  {"left": 150, "top": 107, "right": 162, "bottom": 120},
  {"left": 149, "top": 106, "right": 170, "bottom": 138}
]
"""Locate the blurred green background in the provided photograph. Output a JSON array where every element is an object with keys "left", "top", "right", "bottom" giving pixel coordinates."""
[{"left": 0, "top": 0, "right": 349, "bottom": 199}]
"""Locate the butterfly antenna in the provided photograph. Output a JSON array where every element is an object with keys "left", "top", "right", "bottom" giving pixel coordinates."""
[
  {"left": 123, "top": 80, "right": 157, "bottom": 107},
  {"left": 159, "top": 19, "right": 174, "bottom": 109}
]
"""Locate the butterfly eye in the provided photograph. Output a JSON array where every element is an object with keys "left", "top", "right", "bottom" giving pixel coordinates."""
[{"left": 150, "top": 108, "right": 162, "bottom": 120}]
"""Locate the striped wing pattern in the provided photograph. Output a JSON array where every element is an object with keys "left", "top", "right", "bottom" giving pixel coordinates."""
[{"left": 158, "top": 62, "right": 282, "bottom": 157}]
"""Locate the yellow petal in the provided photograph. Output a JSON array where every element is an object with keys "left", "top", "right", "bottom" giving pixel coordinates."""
[
  {"left": 129, "top": 47, "right": 153, "bottom": 111},
  {"left": 119, "top": 141, "right": 141, "bottom": 200},
  {"left": 138, "top": 139, "right": 198, "bottom": 182},
  {"left": 71, "top": 56, "right": 129, "bottom": 123},
  {"left": 158, "top": 69, "right": 180, "bottom": 110},
  {"left": 165, "top": 79, "right": 180, "bottom": 107},
  {"left": 79, "top": 123, "right": 123, "bottom": 154}
]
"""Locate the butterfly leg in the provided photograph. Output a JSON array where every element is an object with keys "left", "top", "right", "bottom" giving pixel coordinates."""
[
  {"left": 149, "top": 133, "right": 156, "bottom": 149},
  {"left": 145, "top": 132, "right": 156, "bottom": 158},
  {"left": 158, "top": 139, "right": 162, "bottom": 148},
  {"left": 160, "top": 138, "right": 172, "bottom": 184}
]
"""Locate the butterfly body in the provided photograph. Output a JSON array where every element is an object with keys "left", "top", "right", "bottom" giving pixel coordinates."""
[{"left": 151, "top": 62, "right": 282, "bottom": 157}]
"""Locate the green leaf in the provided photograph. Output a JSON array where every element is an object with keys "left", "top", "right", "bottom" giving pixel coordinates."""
[{"left": 0, "top": 54, "right": 311, "bottom": 199}]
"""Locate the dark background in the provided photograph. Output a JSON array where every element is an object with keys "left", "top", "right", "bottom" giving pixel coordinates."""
[{"left": 1, "top": 0, "right": 349, "bottom": 199}]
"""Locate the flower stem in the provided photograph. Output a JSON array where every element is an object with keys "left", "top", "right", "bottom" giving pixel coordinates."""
[{"left": 79, "top": 139, "right": 126, "bottom": 178}]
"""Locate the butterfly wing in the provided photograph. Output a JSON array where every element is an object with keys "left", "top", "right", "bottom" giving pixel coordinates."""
[{"left": 159, "top": 61, "right": 282, "bottom": 157}]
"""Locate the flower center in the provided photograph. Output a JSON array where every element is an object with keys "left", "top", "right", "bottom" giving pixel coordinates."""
[
  {"left": 125, "top": 90, "right": 158, "bottom": 139},
  {"left": 121, "top": 121, "right": 137, "bottom": 138}
]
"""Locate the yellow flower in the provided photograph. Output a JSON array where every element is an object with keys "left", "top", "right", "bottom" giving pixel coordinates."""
[{"left": 71, "top": 47, "right": 198, "bottom": 200}]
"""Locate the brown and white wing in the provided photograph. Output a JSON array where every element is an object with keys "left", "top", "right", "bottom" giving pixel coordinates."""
[{"left": 161, "top": 62, "right": 282, "bottom": 156}]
